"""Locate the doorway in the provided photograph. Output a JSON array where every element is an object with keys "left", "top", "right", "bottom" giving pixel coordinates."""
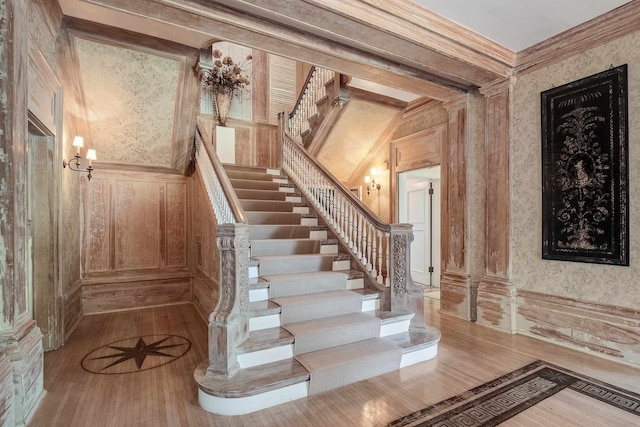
[
  {"left": 398, "top": 166, "right": 441, "bottom": 289},
  {"left": 28, "top": 118, "right": 62, "bottom": 351}
]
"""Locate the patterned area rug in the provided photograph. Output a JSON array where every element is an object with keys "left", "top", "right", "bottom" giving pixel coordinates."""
[{"left": 388, "top": 360, "right": 640, "bottom": 426}]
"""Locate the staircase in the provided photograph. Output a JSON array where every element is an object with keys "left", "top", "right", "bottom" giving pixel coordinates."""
[{"left": 195, "top": 164, "right": 440, "bottom": 416}]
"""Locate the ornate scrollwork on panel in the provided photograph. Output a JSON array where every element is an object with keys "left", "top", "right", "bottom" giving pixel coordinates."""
[
  {"left": 392, "top": 234, "right": 408, "bottom": 295},
  {"left": 237, "top": 237, "right": 250, "bottom": 315},
  {"left": 212, "top": 248, "right": 235, "bottom": 324}
]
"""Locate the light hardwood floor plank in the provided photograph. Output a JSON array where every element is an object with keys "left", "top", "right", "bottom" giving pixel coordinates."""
[{"left": 29, "top": 299, "right": 640, "bottom": 426}]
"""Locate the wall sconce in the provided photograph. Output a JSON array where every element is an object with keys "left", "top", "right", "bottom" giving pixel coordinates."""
[
  {"left": 364, "top": 168, "right": 381, "bottom": 195},
  {"left": 63, "top": 136, "right": 96, "bottom": 181}
]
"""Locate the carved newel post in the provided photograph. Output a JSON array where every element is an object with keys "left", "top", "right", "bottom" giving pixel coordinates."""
[
  {"left": 206, "top": 223, "right": 250, "bottom": 378},
  {"left": 389, "top": 224, "right": 427, "bottom": 332}
]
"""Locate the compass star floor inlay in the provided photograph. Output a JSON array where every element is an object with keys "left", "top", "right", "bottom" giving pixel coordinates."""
[{"left": 81, "top": 334, "right": 191, "bottom": 374}]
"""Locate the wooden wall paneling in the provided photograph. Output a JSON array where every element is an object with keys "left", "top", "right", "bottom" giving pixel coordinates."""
[
  {"left": 517, "top": 290, "right": 640, "bottom": 365},
  {"left": 0, "top": 351, "right": 15, "bottom": 425},
  {"left": 114, "top": 180, "right": 161, "bottom": 270},
  {"left": 165, "top": 182, "right": 188, "bottom": 268},
  {"left": 86, "top": 177, "right": 111, "bottom": 273},
  {"left": 63, "top": 280, "right": 83, "bottom": 340},
  {"left": 256, "top": 126, "right": 277, "bottom": 167},
  {"left": 82, "top": 277, "right": 192, "bottom": 314},
  {"left": 440, "top": 95, "right": 472, "bottom": 320},
  {"left": 235, "top": 127, "right": 253, "bottom": 165},
  {"left": 476, "top": 79, "right": 514, "bottom": 332},
  {"left": 251, "top": 49, "right": 270, "bottom": 124},
  {"left": 0, "top": 1, "right": 47, "bottom": 423},
  {"left": 192, "top": 271, "right": 218, "bottom": 323}
]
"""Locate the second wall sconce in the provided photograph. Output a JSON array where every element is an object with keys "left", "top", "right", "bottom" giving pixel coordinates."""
[
  {"left": 365, "top": 168, "right": 381, "bottom": 195},
  {"left": 63, "top": 136, "right": 96, "bottom": 181}
]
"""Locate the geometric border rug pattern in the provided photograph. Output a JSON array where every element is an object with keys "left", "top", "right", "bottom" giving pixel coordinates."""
[{"left": 387, "top": 360, "right": 640, "bottom": 427}]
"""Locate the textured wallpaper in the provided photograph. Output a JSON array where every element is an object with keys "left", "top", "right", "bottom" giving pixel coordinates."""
[
  {"left": 75, "top": 38, "right": 180, "bottom": 166},
  {"left": 511, "top": 31, "right": 640, "bottom": 308}
]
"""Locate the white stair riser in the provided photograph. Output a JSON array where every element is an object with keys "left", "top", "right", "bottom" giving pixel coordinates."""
[
  {"left": 279, "top": 187, "right": 295, "bottom": 193},
  {"left": 249, "top": 288, "right": 269, "bottom": 302},
  {"left": 301, "top": 218, "right": 318, "bottom": 226},
  {"left": 198, "top": 383, "right": 308, "bottom": 416},
  {"left": 293, "top": 206, "right": 310, "bottom": 214},
  {"left": 238, "top": 344, "right": 294, "bottom": 369},
  {"left": 250, "top": 314, "right": 280, "bottom": 331},
  {"left": 266, "top": 168, "right": 280, "bottom": 175},
  {"left": 273, "top": 178, "right": 288, "bottom": 184},
  {"left": 332, "top": 260, "right": 350, "bottom": 270},
  {"left": 250, "top": 279, "right": 364, "bottom": 302},
  {"left": 320, "top": 244, "right": 338, "bottom": 254},
  {"left": 249, "top": 266, "right": 259, "bottom": 279},
  {"left": 361, "top": 299, "right": 379, "bottom": 312},
  {"left": 380, "top": 319, "right": 411, "bottom": 337},
  {"left": 400, "top": 345, "right": 438, "bottom": 368},
  {"left": 346, "top": 278, "right": 364, "bottom": 290},
  {"left": 309, "top": 230, "right": 327, "bottom": 239},
  {"left": 286, "top": 196, "right": 302, "bottom": 203}
]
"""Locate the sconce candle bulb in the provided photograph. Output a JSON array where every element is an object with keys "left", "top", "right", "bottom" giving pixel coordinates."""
[
  {"left": 364, "top": 168, "right": 381, "bottom": 195},
  {"left": 64, "top": 135, "right": 96, "bottom": 181}
]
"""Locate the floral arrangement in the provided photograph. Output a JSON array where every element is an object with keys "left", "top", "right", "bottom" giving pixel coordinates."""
[{"left": 202, "top": 49, "right": 252, "bottom": 98}]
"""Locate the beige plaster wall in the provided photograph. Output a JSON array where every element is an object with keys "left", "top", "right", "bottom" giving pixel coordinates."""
[
  {"left": 75, "top": 38, "right": 180, "bottom": 166},
  {"left": 511, "top": 31, "right": 640, "bottom": 309}
]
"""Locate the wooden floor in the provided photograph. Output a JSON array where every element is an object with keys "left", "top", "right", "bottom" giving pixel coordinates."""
[{"left": 29, "top": 297, "right": 640, "bottom": 426}]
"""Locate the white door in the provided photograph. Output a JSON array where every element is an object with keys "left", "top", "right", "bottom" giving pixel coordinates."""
[{"left": 398, "top": 168, "right": 441, "bottom": 287}]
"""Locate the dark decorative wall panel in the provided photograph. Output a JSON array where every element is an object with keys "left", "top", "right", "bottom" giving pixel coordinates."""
[{"left": 541, "top": 65, "right": 628, "bottom": 265}]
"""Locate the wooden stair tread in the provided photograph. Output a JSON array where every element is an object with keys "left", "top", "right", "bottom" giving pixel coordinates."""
[
  {"left": 238, "top": 327, "right": 294, "bottom": 353},
  {"left": 381, "top": 328, "right": 441, "bottom": 353},
  {"left": 367, "top": 310, "right": 415, "bottom": 324}
]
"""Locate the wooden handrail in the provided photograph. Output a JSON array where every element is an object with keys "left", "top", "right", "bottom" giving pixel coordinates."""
[
  {"left": 290, "top": 65, "right": 319, "bottom": 120},
  {"left": 283, "top": 129, "right": 389, "bottom": 231},
  {"left": 195, "top": 122, "right": 247, "bottom": 224}
]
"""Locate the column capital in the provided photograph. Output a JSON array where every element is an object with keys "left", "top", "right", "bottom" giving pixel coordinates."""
[
  {"left": 442, "top": 92, "right": 469, "bottom": 112},
  {"left": 479, "top": 77, "right": 511, "bottom": 97}
]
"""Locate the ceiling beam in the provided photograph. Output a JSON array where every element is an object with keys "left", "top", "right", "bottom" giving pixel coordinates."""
[{"left": 71, "top": 0, "right": 513, "bottom": 99}]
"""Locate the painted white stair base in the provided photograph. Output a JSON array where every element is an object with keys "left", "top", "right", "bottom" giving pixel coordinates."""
[
  {"left": 400, "top": 344, "right": 438, "bottom": 368},
  {"left": 249, "top": 288, "right": 269, "bottom": 302},
  {"left": 286, "top": 195, "right": 302, "bottom": 203},
  {"left": 198, "top": 382, "right": 309, "bottom": 416},
  {"left": 320, "top": 244, "right": 338, "bottom": 254},
  {"left": 293, "top": 206, "right": 310, "bottom": 214},
  {"left": 300, "top": 217, "right": 318, "bottom": 226},
  {"left": 361, "top": 298, "right": 380, "bottom": 312},
  {"left": 380, "top": 319, "right": 411, "bottom": 337},
  {"left": 250, "top": 314, "right": 280, "bottom": 331},
  {"left": 309, "top": 229, "right": 327, "bottom": 239},
  {"left": 346, "top": 277, "right": 364, "bottom": 290},
  {"left": 332, "top": 259, "right": 350, "bottom": 270},
  {"left": 238, "top": 344, "right": 294, "bottom": 369}
]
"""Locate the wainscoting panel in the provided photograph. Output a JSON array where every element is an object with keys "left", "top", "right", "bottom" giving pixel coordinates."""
[
  {"left": 115, "top": 180, "right": 161, "bottom": 270},
  {"left": 165, "top": 182, "right": 187, "bottom": 268},
  {"left": 86, "top": 177, "right": 111, "bottom": 272},
  {"left": 82, "top": 276, "right": 191, "bottom": 314},
  {"left": 517, "top": 290, "right": 640, "bottom": 366},
  {"left": 83, "top": 170, "right": 190, "bottom": 313},
  {"left": 192, "top": 271, "right": 218, "bottom": 323}
]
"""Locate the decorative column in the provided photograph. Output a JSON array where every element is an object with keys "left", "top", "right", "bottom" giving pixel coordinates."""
[
  {"left": 477, "top": 79, "right": 515, "bottom": 332},
  {"left": 389, "top": 224, "right": 426, "bottom": 332},
  {"left": 205, "top": 223, "right": 250, "bottom": 378},
  {"left": 440, "top": 94, "right": 473, "bottom": 319},
  {"left": 0, "top": 0, "right": 45, "bottom": 424}
]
